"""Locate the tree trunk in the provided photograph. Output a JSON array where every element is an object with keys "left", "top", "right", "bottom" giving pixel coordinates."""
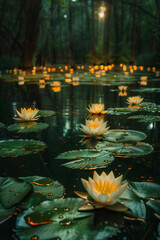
[
  {"left": 113, "top": 0, "right": 120, "bottom": 60},
  {"left": 103, "top": 0, "right": 111, "bottom": 64},
  {"left": 42, "top": 0, "right": 56, "bottom": 66},
  {"left": 130, "top": 0, "right": 136, "bottom": 63},
  {"left": 91, "top": 0, "right": 96, "bottom": 63},
  {"left": 20, "top": 0, "right": 42, "bottom": 68},
  {"left": 68, "top": 0, "right": 74, "bottom": 66}
]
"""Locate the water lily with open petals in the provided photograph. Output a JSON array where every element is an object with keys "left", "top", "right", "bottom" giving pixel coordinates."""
[
  {"left": 80, "top": 118, "right": 109, "bottom": 138},
  {"left": 127, "top": 96, "right": 143, "bottom": 105},
  {"left": 87, "top": 104, "right": 107, "bottom": 114},
  {"left": 14, "top": 108, "right": 39, "bottom": 122},
  {"left": 75, "top": 171, "right": 128, "bottom": 212}
]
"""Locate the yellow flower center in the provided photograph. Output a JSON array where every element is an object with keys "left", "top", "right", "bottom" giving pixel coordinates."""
[
  {"left": 93, "top": 181, "right": 117, "bottom": 195},
  {"left": 88, "top": 123, "right": 100, "bottom": 129}
]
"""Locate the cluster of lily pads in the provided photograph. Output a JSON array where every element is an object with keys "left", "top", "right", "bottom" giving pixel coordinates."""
[{"left": 0, "top": 98, "right": 160, "bottom": 239}]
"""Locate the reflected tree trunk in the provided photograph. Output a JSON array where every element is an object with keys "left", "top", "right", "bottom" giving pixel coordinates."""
[
  {"left": 20, "top": 0, "right": 42, "bottom": 68},
  {"left": 103, "top": 0, "right": 111, "bottom": 64}
]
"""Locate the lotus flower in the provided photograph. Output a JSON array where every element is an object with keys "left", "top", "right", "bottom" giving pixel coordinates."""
[
  {"left": 14, "top": 108, "right": 39, "bottom": 122},
  {"left": 80, "top": 118, "right": 109, "bottom": 138},
  {"left": 87, "top": 104, "right": 107, "bottom": 114},
  {"left": 75, "top": 171, "right": 128, "bottom": 212},
  {"left": 126, "top": 96, "right": 143, "bottom": 105},
  {"left": 118, "top": 86, "right": 127, "bottom": 91}
]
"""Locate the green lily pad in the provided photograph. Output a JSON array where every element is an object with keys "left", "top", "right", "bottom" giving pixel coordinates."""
[
  {"left": 0, "top": 139, "right": 46, "bottom": 157},
  {"left": 103, "top": 130, "right": 147, "bottom": 143},
  {"left": 146, "top": 200, "right": 160, "bottom": 216},
  {"left": 56, "top": 150, "right": 114, "bottom": 170},
  {"left": 128, "top": 115, "right": 160, "bottom": 122},
  {"left": 15, "top": 201, "right": 122, "bottom": 240},
  {"left": 107, "top": 107, "right": 138, "bottom": 115},
  {"left": 140, "top": 102, "right": 160, "bottom": 113},
  {"left": 131, "top": 87, "right": 160, "bottom": 93},
  {"left": 0, "top": 122, "right": 5, "bottom": 128},
  {"left": 0, "top": 177, "right": 32, "bottom": 208},
  {"left": 96, "top": 141, "right": 153, "bottom": 157},
  {"left": 38, "top": 110, "right": 55, "bottom": 117},
  {"left": 7, "top": 122, "right": 49, "bottom": 133},
  {"left": 18, "top": 176, "right": 64, "bottom": 209},
  {"left": 121, "top": 186, "right": 146, "bottom": 219},
  {"left": 0, "top": 202, "right": 16, "bottom": 224},
  {"left": 128, "top": 181, "right": 160, "bottom": 199}
]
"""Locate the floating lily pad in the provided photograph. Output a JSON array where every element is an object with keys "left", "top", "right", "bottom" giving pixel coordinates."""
[
  {"left": 131, "top": 87, "right": 160, "bottom": 93},
  {"left": 103, "top": 130, "right": 147, "bottom": 143},
  {"left": 56, "top": 150, "right": 114, "bottom": 170},
  {"left": 146, "top": 200, "right": 160, "bottom": 217},
  {"left": 128, "top": 181, "right": 160, "bottom": 199},
  {"left": 18, "top": 176, "right": 64, "bottom": 209},
  {"left": 107, "top": 107, "right": 138, "bottom": 115},
  {"left": 0, "top": 139, "right": 46, "bottom": 157},
  {"left": 38, "top": 110, "right": 55, "bottom": 117},
  {"left": 96, "top": 141, "right": 153, "bottom": 157},
  {"left": 15, "top": 200, "right": 121, "bottom": 240},
  {"left": 0, "top": 178, "right": 32, "bottom": 209},
  {"left": 140, "top": 102, "right": 160, "bottom": 113},
  {"left": 7, "top": 122, "right": 49, "bottom": 133},
  {"left": 0, "top": 202, "right": 16, "bottom": 223},
  {"left": 121, "top": 186, "right": 146, "bottom": 219},
  {"left": 0, "top": 122, "right": 5, "bottom": 128},
  {"left": 128, "top": 115, "right": 160, "bottom": 122}
]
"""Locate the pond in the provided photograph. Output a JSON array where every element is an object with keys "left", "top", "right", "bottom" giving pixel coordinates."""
[{"left": 0, "top": 65, "right": 160, "bottom": 239}]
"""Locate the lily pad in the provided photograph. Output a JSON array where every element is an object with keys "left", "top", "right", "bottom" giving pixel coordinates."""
[
  {"left": 0, "top": 122, "right": 5, "bottom": 128},
  {"left": 0, "top": 139, "right": 46, "bottom": 157},
  {"left": 128, "top": 115, "right": 160, "bottom": 122},
  {"left": 103, "top": 129, "right": 147, "bottom": 143},
  {"left": 146, "top": 200, "right": 160, "bottom": 216},
  {"left": 0, "top": 178, "right": 32, "bottom": 208},
  {"left": 96, "top": 141, "right": 153, "bottom": 157},
  {"left": 15, "top": 200, "right": 121, "bottom": 240},
  {"left": 128, "top": 181, "right": 160, "bottom": 199},
  {"left": 7, "top": 122, "right": 49, "bottom": 133},
  {"left": 38, "top": 110, "right": 55, "bottom": 117},
  {"left": 140, "top": 102, "right": 160, "bottom": 113},
  {"left": 56, "top": 150, "right": 114, "bottom": 170},
  {"left": 0, "top": 202, "right": 16, "bottom": 224},
  {"left": 107, "top": 107, "right": 138, "bottom": 115},
  {"left": 121, "top": 186, "right": 146, "bottom": 219},
  {"left": 18, "top": 176, "right": 64, "bottom": 209}
]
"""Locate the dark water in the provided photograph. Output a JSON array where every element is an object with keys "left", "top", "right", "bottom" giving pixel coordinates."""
[{"left": 0, "top": 67, "right": 160, "bottom": 239}]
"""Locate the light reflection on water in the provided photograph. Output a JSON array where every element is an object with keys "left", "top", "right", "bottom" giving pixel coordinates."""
[{"left": 0, "top": 70, "right": 160, "bottom": 238}]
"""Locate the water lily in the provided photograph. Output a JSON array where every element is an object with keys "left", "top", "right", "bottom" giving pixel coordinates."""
[
  {"left": 80, "top": 118, "right": 109, "bottom": 138},
  {"left": 118, "top": 86, "right": 127, "bottom": 91},
  {"left": 127, "top": 96, "right": 143, "bottom": 105},
  {"left": 75, "top": 171, "right": 128, "bottom": 212},
  {"left": 87, "top": 104, "right": 107, "bottom": 114},
  {"left": 14, "top": 108, "right": 39, "bottom": 122}
]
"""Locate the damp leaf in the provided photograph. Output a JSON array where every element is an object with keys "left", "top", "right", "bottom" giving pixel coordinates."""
[
  {"left": 103, "top": 129, "right": 147, "bottom": 143},
  {"left": 0, "top": 139, "right": 46, "bottom": 157},
  {"left": 56, "top": 149, "right": 114, "bottom": 170},
  {"left": 7, "top": 122, "right": 49, "bottom": 133}
]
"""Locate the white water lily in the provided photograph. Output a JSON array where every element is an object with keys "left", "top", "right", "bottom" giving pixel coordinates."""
[
  {"left": 118, "top": 86, "right": 127, "bottom": 91},
  {"left": 126, "top": 96, "right": 143, "bottom": 105},
  {"left": 14, "top": 108, "right": 39, "bottom": 122},
  {"left": 87, "top": 104, "right": 107, "bottom": 114},
  {"left": 80, "top": 118, "right": 109, "bottom": 138},
  {"left": 75, "top": 171, "right": 128, "bottom": 212}
]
